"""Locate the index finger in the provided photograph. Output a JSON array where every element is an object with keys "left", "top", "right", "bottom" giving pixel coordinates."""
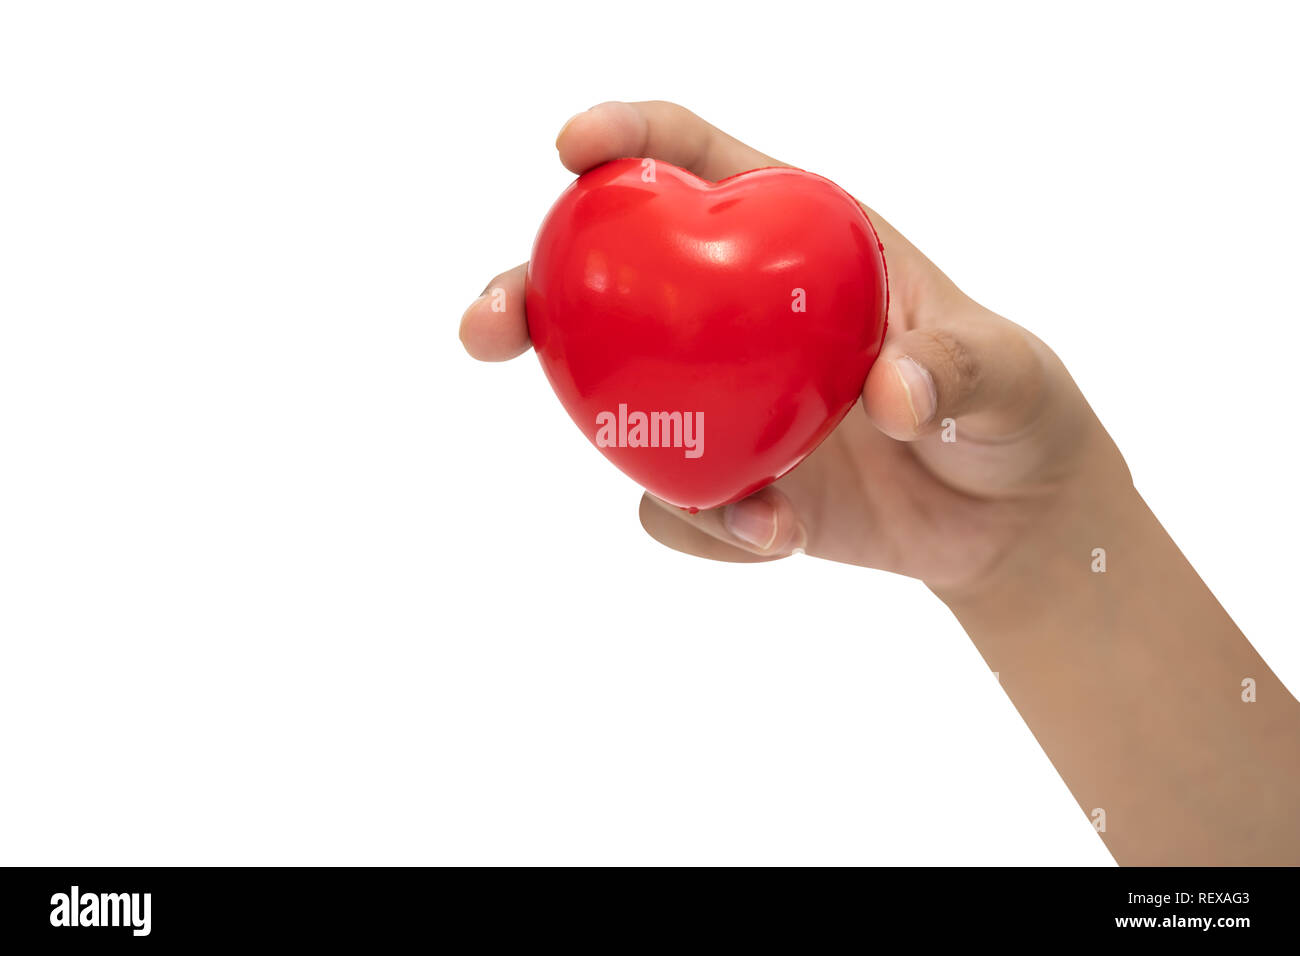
[{"left": 555, "top": 100, "right": 787, "bottom": 181}]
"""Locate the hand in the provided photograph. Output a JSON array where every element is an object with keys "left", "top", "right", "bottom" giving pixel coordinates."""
[
  {"left": 461, "top": 101, "right": 1300, "bottom": 864},
  {"left": 459, "top": 100, "right": 1128, "bottom": 601}
]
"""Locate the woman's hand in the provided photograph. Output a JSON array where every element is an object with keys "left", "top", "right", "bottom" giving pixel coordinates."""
[
  {"left": 459, "top": 100, "right": 1126, "bottom": 602},
  {"left": 462, "top": 101, "right": 1300, "bottom": 865}
]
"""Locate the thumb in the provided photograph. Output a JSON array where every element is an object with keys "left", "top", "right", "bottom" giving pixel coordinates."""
[{"left": 862, "top": 308, "right": 1045, "bottom": 442}]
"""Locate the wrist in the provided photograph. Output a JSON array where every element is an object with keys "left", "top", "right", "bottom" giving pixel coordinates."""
[
  {"left": 931, "top": 463, "right": 1148, "bottom": 644},
  {"left": 927, "top": 458, "right": 1300, "bottom": 863}
]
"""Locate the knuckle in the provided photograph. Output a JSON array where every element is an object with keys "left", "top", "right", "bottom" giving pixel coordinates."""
[
  {"left": 926, "top": 328, "right": 980, "bottom": 395},
  {"left": 651, "top": 99, "right": 693, "bottom": 118}
]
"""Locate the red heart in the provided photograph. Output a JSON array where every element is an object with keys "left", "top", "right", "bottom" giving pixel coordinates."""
[{"left": 525, "top": 158, "right": 888, "bottom": 512}]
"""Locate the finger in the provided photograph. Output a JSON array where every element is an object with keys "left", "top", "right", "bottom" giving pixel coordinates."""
[
  {"left": 459, "top": 263, "right": 530, "bottom": 362},
  {"left": 556, "top": 100, "right": 785, "bottom": 181},
  {"left": 862, "top": 304, "right": 1047, "bottom": 442},
  {"left": 641, "top": 486, "right": 806, "bottom": 559},
  {"left": 638, "top": 495, "right": 779, "bottom": 563}
]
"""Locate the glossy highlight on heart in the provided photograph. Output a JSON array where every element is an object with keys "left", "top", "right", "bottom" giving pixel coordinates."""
[{"left": 525, "top": 158, "right": 889, "bottom": 511}]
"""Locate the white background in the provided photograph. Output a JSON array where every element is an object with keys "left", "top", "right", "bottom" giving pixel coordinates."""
[{"left": 2, "top": 1, "right": 1296, "bottom": 865}]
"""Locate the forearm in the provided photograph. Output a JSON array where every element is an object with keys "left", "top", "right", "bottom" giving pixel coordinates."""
[{"left": 938, "top": 450, "right": 1300, "bottom": 865}]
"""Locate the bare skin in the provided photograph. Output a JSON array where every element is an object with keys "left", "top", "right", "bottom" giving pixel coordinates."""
[{"left": 460, "top": 100, "right": 1300, "bottom": 865}]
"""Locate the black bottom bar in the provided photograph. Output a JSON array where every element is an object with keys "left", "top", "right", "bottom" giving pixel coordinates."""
[{"left": 1, "top": 866, "right": 1294, "bottom": 946}]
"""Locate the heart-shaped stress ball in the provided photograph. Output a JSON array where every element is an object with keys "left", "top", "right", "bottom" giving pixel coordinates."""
[{"left": 525, "top": 158, "right": 889, "bottom": 512}]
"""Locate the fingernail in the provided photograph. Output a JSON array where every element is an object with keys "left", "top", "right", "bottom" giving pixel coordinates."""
[
  {"left": 555, "top": 111, "right": 585, "bottom": 147},
  {"left": 894, "top": 356, "right": 937, "bottom": 428},
  {"left": 723, "top": 498, "right": 778, "bottom": 550}
]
